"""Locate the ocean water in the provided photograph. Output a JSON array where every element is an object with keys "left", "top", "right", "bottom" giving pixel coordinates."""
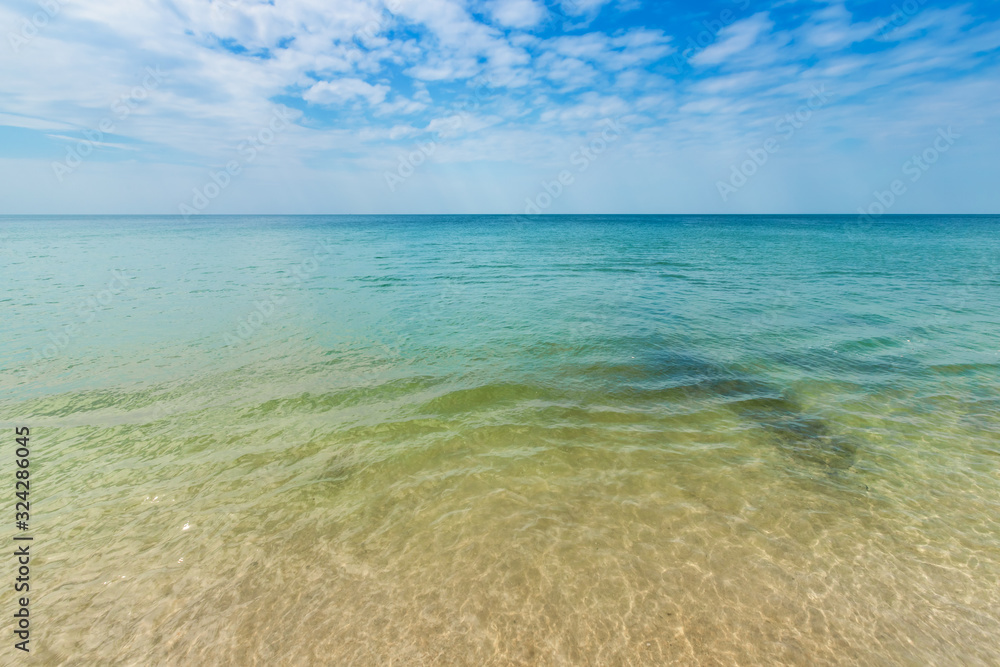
[{"left": 1, "top": 215, "right": 999, "bottom": 665}]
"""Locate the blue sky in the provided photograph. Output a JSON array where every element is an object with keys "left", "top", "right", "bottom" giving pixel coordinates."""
[{"left": 0, "top": 0, "right": 998, "bottom": 214}]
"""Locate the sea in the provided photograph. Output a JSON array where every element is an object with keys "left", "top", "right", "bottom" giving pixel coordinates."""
[{"left": 1, "top": 215, "right": 998, "bottom": 665}]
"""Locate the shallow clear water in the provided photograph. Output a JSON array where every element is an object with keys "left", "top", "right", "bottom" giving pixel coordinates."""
[{"left": 1, "top": 215, "right": 999, "bottom": 665}]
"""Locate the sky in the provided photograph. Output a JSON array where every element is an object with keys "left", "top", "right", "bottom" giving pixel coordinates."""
[{"left": 0, "top": 0, "right": 998, "bottom": 215}]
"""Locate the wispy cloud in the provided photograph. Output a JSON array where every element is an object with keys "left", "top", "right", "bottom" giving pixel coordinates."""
[
  {"left": 690, "top": 12, "right": 774, "bottom": 67},
  {"left": 0, "top": 0, "right": 998, "bottom": 214}
]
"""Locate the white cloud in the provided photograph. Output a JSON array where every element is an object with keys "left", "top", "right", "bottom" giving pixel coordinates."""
[
  {"left": 374, "top": 96, "right": 428, "bottom": 115},
  {"left": 877, "top": 6, "right": 973, "bottom": 42},
  {"left": 690, "top": 13, "right": 774, "bottom": 67},
  {"left": 405, "top": 58, "right": 480, "bottom": 81},
  {"left": 303, "top": 78, "right": 390, "bottom": 106},
  {"left": 542, "top": 29, "right": 672, "bottom": 71},
  {"left": 47, "top": 134, "right": 138, "bottom": 151},
  {"left": 557, "top": 0, "right": 614, "bottom": 17},
  {"left": 538, "top": 52, "right": 600, "bottom": 89},
  {"left": 1, "top": 0, "right": 999, "bottom": 214},
  {"left": 539, "top": 92, "right": 628, "bottom": 122},
  {"left": 489, "top": 0, "right": 546, "bottom": 29},
  {"left": 548, "top": 33, "right": 609, "bottom": 60},
  {"left": 0, "top": 113, "right": 77, "bottom": 132},
  {"left": 607, "top": 29, "right": 673, "bottom": 70},
  {"left": 425, "top": 113, "right": 502, "bottom": 138}
]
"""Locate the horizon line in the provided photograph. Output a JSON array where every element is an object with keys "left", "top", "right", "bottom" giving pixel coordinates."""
[{"left": 2, "top": 213, "right": 999, "bottom": 218}]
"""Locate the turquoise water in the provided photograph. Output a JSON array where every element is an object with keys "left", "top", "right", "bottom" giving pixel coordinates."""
[{"left": 1, "top": 215, "right": 999, "bottom": 664}]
